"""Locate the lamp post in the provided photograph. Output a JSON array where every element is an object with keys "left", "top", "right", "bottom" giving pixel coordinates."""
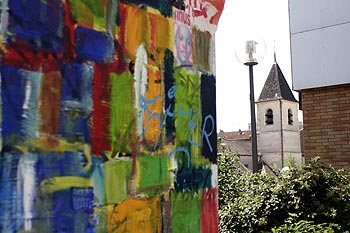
[
  {"left": 245, "top": 40, "right": 258, "bottom": 173},
  {"left": 235, "top": 38, "right": 266, "bottom": 173}
]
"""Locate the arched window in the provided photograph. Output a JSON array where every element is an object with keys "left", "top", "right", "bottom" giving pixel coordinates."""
[
  {"left": 265, "top": 109, "right": 273, "bottom": 125},
  {"left": 288, "top": 109, "right": 293, "bottom": 125}
]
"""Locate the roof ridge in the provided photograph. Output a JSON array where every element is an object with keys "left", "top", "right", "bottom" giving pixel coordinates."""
[
  {"left": 257, "top": 62, "right": 297, "bottom": 103},
  {"left": 275, "top": 63, "right": 282, "bottom": 99}
]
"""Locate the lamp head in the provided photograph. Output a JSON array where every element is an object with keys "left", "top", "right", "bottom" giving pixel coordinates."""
[
  {"left": 235, "top": 35, "right": 266, "bottom": 66},
  {"left": 244, "top": 40, "right": 258, "bottom": 66}
]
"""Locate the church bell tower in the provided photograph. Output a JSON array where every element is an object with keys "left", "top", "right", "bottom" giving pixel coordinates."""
[{"left": 256, "top": 58, "right": 303, "bottom": 170}]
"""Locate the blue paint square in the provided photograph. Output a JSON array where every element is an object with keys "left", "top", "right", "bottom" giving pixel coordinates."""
[
  {"left": 36, "top": 152, "right": 88, "bottom": 182},
  {"left": 8, "top": 0, "right": 64, "bottom": 53},
  {"left": 75, "top": 27, "right": 114, "bottom": 62},
  {"left": 1, "top": 66, "right": 42, "bottom": 140},
  {"left": 0, "top": 150, "right": 23, "bottom": 232},
  {"left": 61, "top": 62, "right": 93, "bottom": 103},
  {"left": 53, "top": 190, "right": 95, "bottom": 232},
  {"left": 60, "top": 62, "right": 92, "bottom": 143},
  {"left": 1, "top": 66, "right": 26, "bottom": 139},
  {"left": 71, "top": 187, "right": 94, "bottom": 212}
]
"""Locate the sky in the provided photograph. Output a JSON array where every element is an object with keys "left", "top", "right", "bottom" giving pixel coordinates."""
[{"left": 215, "top": 0, "right": 301, "bottom": 132}]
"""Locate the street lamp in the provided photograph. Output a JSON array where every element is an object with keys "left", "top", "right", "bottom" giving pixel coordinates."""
[{"left": 235, "top": 38, "right": 266, "bottom": 173}]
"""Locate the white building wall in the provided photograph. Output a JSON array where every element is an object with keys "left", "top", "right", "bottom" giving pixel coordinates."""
[{"left": 289, "top": 0, "right": 350, "bottom": 90}]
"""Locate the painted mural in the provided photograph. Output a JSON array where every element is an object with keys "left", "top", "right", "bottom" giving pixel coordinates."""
[{"left": 0, "top": 0, "right": 224, "bottom": 232}]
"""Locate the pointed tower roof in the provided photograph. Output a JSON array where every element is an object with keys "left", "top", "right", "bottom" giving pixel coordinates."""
[{"left": 257, "top": 60, "right": 297, "bottom": 103}]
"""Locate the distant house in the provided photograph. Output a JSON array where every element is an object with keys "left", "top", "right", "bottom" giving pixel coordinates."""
[
  {"left": 223, "top": 59, "right": 303, "bottom": 171},
  {"left": 223, "top": 130, "right": 252, "bottom": 168}
]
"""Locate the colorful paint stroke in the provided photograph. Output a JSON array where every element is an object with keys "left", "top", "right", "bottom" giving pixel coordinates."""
[{"left": 0, "top": 0, "right": 224, "bottom": 232}]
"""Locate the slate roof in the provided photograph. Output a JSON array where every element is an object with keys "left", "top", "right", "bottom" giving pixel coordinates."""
[{"left": 257, "top": 62, "right": 298, "bottom": 103}]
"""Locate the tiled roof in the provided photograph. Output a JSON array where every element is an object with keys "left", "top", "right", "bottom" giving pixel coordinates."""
[
  {"left": 220, "top": 130, "right": 252, "bottom": 156},
  {"left": 224, "top": 130, "right": 251, "bottom": 140},
  {"left": 257, "top": 62, "right": 297, "bottom": 103}
]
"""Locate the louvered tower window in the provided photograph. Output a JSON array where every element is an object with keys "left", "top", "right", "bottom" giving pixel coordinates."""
[
  {"left": 265, "top": 109, "right": 273, "bottom": 125},
  {"left": 288, "top": 109, "right": 293, "bottom": 125}
]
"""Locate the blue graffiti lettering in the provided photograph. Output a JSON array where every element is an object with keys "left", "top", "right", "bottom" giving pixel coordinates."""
[
  {"left": 141, "top": 83, "right": 214, "bottom": 160},
  {"left": 202, "top": 114, "right": 214, "bottom": 152},
  {"left": 141, "top": 94, "right": 161, "bottom": 137},
  {"left": 187, "top": 109, "right": 201, "bottom": 147},
  {"left": 167, "top": 85, "right": 177, "bottom": 99}
]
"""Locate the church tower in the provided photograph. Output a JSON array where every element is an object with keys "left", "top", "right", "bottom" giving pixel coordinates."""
[{"left": 256, "top": 58, "right": 302, "bottom": 170}]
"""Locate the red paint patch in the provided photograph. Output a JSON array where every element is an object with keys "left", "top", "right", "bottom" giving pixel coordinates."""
[
  {"left": 63, "top": 0, "right": 76, "bottom": 61},
  {"left": 91, "top": 63, "right": 112, "bottom": 156},
  {"left": 4, "top": 41, "right": 59, "bottom": 72},
  {"left": 116, "top": 3, "right": 128, "bottom": 73},
  {"left": 201, "top": 0, "right": 225, "bottom": 25},
  {"left": 201, "top": 188, "right": 218, "bottom": 233}
]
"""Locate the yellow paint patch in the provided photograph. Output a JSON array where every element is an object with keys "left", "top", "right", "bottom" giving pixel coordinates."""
[
  {"left": 149, "top": 12, "right": 171, "bottom": 63},
  {"left": 108, "top": 196, "right": 162, "bottom": 233},
  {"left": 125, "top": 5, "right": 149, "bottom": 59},
  {"left": 143, "top": 63, "right": 163, "bottom": 147},
  {"left": 19, "top": 138, "right": 92, "bottom": 171},
  {"left": 40, "top": 176, "right": 91, "bottom": 195}
]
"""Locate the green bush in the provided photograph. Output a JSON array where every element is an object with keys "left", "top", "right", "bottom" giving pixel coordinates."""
[
  {"left": 218, "top": 134, "right": 350, "bottom": 232},
  {"left": 270, "top": 220, "right": 341, "bottom": 233}
]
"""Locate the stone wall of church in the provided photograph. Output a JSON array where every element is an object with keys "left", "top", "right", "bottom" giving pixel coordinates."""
[{"left": 257, "top": 99, "right": 302, "bottom": 169}]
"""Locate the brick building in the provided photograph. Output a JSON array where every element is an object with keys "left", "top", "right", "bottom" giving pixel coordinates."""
[
  {"left": 289, "top": 1, "right": 350, "bottom": 167},
  {"left": 301, "top": 85, "right": 350, "bottom": 167}
]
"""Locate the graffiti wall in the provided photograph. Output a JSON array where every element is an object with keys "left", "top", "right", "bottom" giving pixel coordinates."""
[{"left": 0, "top": 0, "right": 224, "bottom": 232}]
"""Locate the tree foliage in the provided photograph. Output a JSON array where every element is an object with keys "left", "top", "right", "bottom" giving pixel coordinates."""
[{"left": 218, "top": 134, "right": 350, "bottom": 233}]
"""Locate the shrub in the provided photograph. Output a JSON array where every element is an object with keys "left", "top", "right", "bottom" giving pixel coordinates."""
[
  {"left": 270, "top": 220, "right": 341, "bottom": 233},
  {"left": 218, "top": 134, "right": 350, "bottom": 232}
]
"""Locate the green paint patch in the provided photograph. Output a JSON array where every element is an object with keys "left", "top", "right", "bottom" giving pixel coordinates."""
[
  {"left": 174, "top": 68, "right": 210, "bottom": 166},
  {"left": 69, "top": 0, "right": 112, "bottom": 31},
  {"left": 171, "top": 191, "right": 202, "bottom": 233},
  {"left": 94, "top": 205, "right": 109, "bottom": 233},
  {"left": 193, "top": 29, "right": 211, "bottom": 71},
  {"left": 136, "top": 153, "right": 171, "bottom": 196},
  {"left": 110, "top": 72, "right": 135, "bottom": 155},
  {"left": 103, "top": 158, "right": 132, "bottom": 204},
  {"left": 174, "top": 68, "right": 201, "bottom": 144}
]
